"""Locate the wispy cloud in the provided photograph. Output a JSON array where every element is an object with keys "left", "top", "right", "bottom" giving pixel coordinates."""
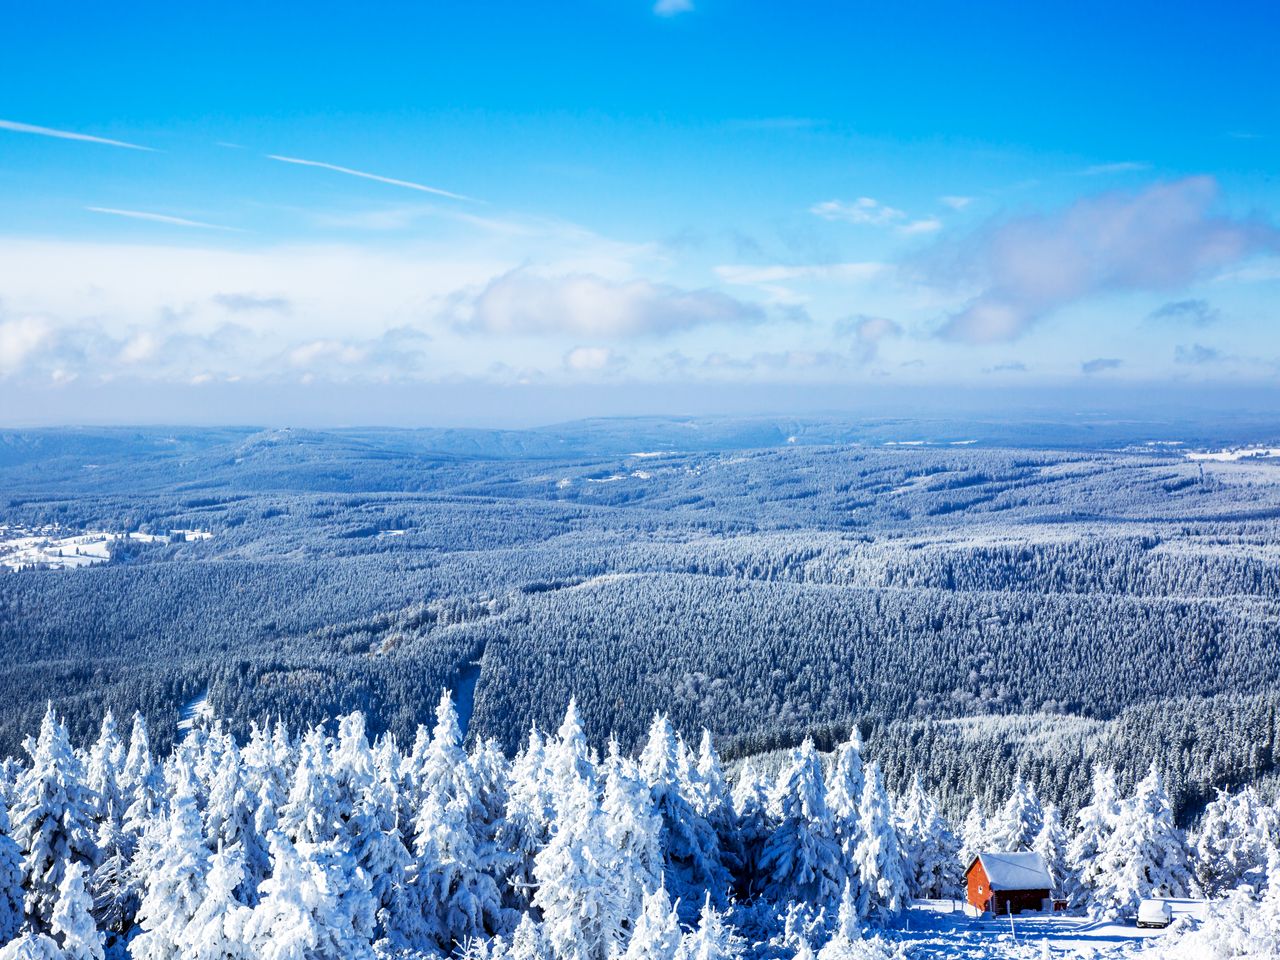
[
  {"left": 213, "top": 293, "right": 291, "bottom": 314},
  {"left": 811, "top": 197, "right": 905, "bottom": 226},
  {"left": 940, "top": 196, "right": 973, "bottom": 211},
  {"left": 1078, "top": 161, "right": 1151, "bottom": 176},
  {"left": 900, "top": 218, "right": 942, "bottom": 235},
  {"left": 86, "top": 207, "right": 240, "bottom": 231},
  {"left": 654, "top": 0, "right": 694, "bottom": 16},
  {"left": 0, "top": 119, "right": 153, "bottom": 151},
  {"left": 930, "top": 176, "right": 1280, "bottom": 344},
  {"left": 837, "top": 314, "right": 903, "bottom": 364},
  {"left": 1082, "top": 357, "right": 1123, "bottom": 374},
  {"left": 1175, "top": 343, "right": 1223, "bottom": 365},
  {"left": 1147, "top": 298, "right": 1220, "bottom": 326},
  {"left": 268, "top": 154, "right": 476, "bottom": 201}
]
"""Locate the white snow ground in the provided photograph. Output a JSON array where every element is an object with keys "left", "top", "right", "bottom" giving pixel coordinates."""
[
  {"left": 885, "top": 900, "right": 1207, "bottom": 958},
  {"left": 0, "top": 525, "right": 212, "bottom": 572}
]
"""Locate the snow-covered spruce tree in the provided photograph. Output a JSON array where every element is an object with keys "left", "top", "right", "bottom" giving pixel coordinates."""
[
  {"left": 403, "top": 693, "right": 511, "bottom": 950},
  {"left": 499, "top": 912, "right": 553, "bottom": 960},
  {"left": 50, "top": 861, "right": 103, "bottom": 960},
  {"left": 1194, "top": 787, "right": 1278, "bottom": 898},
  {"left": 181, "top": 844, "right": 254, "bottom": 960},
  {"left": 532, "top": 771, "right": 620, "bottom": 960},
  {"left": 546, "top": 700, "right": 597, "bottom": 804},
  {"left": 89, "top": 803, "right": 137, "bottom": 937},
  {"left": 344, "top": 767, "right": 414, "bottom": 939},
  {"left": 956, "top": 798, "right": 985, "bottom": 876},
  {"left": 0, "top": 932, "right": 61, "bottom": 960},
  {"left": 728, "top": 761, "right": 770, "bottom": 898},
  {"left": 757, "top": 739, "right": 844, "bottom": 909},
  {"left": 602, "top": 748, "right": 664, "bottom": 937},
  {"left": 816, "top": 881, "right": 892, "bottom": 960},
  {"left": 825, "top": 729, "right": 865, "bottom": 868},
  {"left": 1066, "top": 765, "right": 1119, "bottom": 908},
  {"left": 409, "top": 788, "right": 509, "bottom": 949},
  {"left": 11, "top": 704, "right": 98, "bottom": 930},
  {"left": 130, "top": 761, "right": 210, "bottom": 960},
  {"left": 0, "top": 794, "right": 25, "bottom": 943},
  {"left": 694, "top": 730, "right": 741, "bottom": 877},
  {"left": 121, "top": 714, "right": 165, "bottom": 840},
  {"left": 851, "top": 762, "right": 908, "bottom": 924},
  {"left": 280, "top": 726, "right": 343, "bottom": 846},
  {"left": 1031, "top": 804, "right": 1072, "bottom": 897},
  {"left": 622, "top": 883, "right": 683, "bottom": 960},
  {"left": 640, "top": 714, "right": 728, "bottom": 914},
  {"left": 675, "top": 893, "right": 746, "bottom": 960},
  {"left": 1090, "top": 764, "right": 1192, "bottom": 919},
  {"left": 245, "top": 830, "right": 375, "bottom": 960},
  {"left": 203, "top": 736, "right": 267, "bottom": 905},
  {"left": 85, "top": 711, "right": 125, "bottom": 825},
  {"left": 500, "top": 724, "right": 554, "bottom": 910},
  {"left": 985, "top": 777, "right": 1042, "bottom": 852},
  {"left": 1158, "top": 842, "right": 1280, "bottom": 959},
  {"left": 894, "top": 774, "right": 961, "bottom": 900}
]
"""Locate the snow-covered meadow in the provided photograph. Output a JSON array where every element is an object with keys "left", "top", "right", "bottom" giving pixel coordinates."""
[{"left": 0, "top": 526, "right": 211, "bottom": 573}]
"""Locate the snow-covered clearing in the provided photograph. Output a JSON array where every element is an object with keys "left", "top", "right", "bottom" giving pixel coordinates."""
[
  {"left": 0, "top": 524, "right": 213, "bottom": 572},
  {"left": 176, "top": 690, "right": 213, "bottom": 732},
  {"left": 885, "top": 899, "right": 1205, "bottom": 958},
  {"left": 1186, "top": 446, "right": 1280, "bottom": 462}
]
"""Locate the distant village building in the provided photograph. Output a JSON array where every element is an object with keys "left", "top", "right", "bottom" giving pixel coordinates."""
[{"left": 964, "top": 851, "right": 1054, "bottom": 915}]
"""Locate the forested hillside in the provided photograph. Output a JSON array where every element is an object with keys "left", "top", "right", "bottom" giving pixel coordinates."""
[{"left": 3, "top": 419, "right": 1280, "bottom": 824}]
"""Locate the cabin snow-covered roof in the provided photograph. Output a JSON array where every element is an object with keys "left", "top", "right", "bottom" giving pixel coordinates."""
[{"left": 968, "top": 852, "right": 1053, "bottom": 891}]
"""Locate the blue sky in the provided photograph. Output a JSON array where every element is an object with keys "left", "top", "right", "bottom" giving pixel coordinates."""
[{"left": 1, "top": 1, "right": 1278, "bottom": 426}]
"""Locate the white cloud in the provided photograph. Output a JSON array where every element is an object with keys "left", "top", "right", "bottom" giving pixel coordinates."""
[
  {"left": 1078, "top": 161, "right": 1151, "bottom": 176},
  {"left": 268, "top": 154, "right": 475, "bottom": 201},
  {"left": 930, "top": 176, "right": 1280, "bottom": 343},
  {"left": 654, "top": 0, "right": 694, "bottom": 16},
  {"left": 0, "top": 119, "right": 153, "bottom": 151},
  {"left": 87, "top": 207, "right": 240, "bottom": 231},
  {"left": 0, "top": 317, "right": 51, "bottom": 376},
  {"left": 715, "top": 261, "right": 885, "bottom": 303},
  {"left": 563, "top": 346, "right": 616, "bottom": 371},
  {"left": 465, "top": 269, "right": 764, "bottom": 337},
  {"left": 810, "top": 197, "right": 905, "bottom": 226},
  {"left": 900, "top": 218, "right": 942, "bottom": 235},
  {"left": 940, "top": 196, "right": 973, "bottom": 211}
]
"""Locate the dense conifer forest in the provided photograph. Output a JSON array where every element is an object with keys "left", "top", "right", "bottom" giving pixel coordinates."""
[{"left": 3, "top": 419, "right": 1280, "bottom": 829}]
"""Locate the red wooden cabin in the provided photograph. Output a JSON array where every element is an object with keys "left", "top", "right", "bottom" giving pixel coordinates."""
[{"left": 964, "top": 852, "right": 1053, "bottom": 915}]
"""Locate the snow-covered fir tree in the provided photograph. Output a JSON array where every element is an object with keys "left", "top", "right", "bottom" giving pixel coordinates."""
[
  {"left": 621, "top": 883, "right": 683, "bottom": 960},
  {"left": 894, "top": 774, "right": 961, "bottom": 900},
  {"left": 1090, "top": 764, "right": 1192, "bottom": 918},
  {"left": 1031, "top": 804, "right": 1072, "bottom": 896},
  {"left": 0, "top": 796, "right": 24, "bottom": 944},
  {"left": 985, "top": 778, "right": 1043, "bottom": 852},
  {"left": 50, "top": 862, "right": 103, "bottom": 960},
  {"left": 130, "top": 761, "right": 210, "bottom": 960},
  {"left": 851, "top": 763, "right": 907, "bottom": 924},
  {"left": 181, "top": 844, "right": 254, "bottom": 960},
  {"left": 756, "top": 739, "right": 844, "bottom": 909},
  {"left": 639, "top": 714, "right": 727, "bottom": 914},
  {"left": 1066, "top": 766, "right": 1119, "bottom": 908},
  {"left": 956, "top": 798, "right": 985, "bottom": 876},
  {"left": 1194, "top": 786, "right": 1278, "bottom": 898},
  {"left": 244, "top": 830, "right": 375, "bottom": 960},
  {"left": 11, "top": 705, "right": 98, "bottom": 931},
  {"left": 674, "top": 893, "right": 746, "bottom": 960}
]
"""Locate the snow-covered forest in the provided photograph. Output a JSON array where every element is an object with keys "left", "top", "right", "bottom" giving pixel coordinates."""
[
  {"left": 6, "top": 425, "right": 1280, "bottom": 829},
  {"left": 0, "top": 694, "right": 1278, "bottom": 959}
]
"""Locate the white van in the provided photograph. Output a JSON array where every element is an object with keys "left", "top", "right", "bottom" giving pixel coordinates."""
[{"left": 1137, "top": 898, "right": 1173, "bottom": 929}]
